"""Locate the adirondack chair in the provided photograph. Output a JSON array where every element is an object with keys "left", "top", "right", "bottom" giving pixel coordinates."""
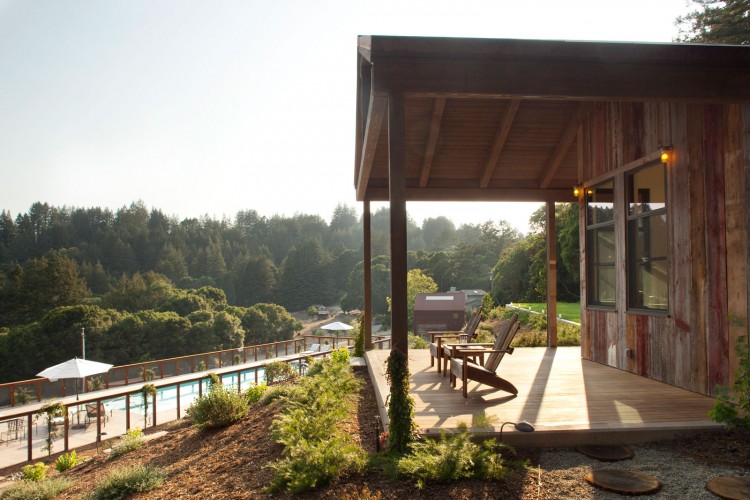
[
  {"left": 449, "top": 313, "right": 520, "bottom": 398},
  {"left": 429, "top": 307, "right": 483, "bottom": 374}
]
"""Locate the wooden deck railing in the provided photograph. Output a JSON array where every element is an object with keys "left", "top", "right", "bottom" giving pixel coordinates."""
[{"left": 0, "top": 334, "right": 381, "bottom": 408}]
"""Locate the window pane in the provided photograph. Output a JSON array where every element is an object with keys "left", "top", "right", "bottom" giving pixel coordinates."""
[
  {"left": 587, "top": 181, "right": 614, "bottom": 226},
  {"left": 596, "top": 265, "right": 616, "bottom": 306},
  {"left": 628, "top": 215, "right": 668, "bottom": 310},
  {"left": 628, "top": 163, "right": 666, "bottom": 216},
  {"left": 595, "top": 226, "right": 616, "bottom": 264}
]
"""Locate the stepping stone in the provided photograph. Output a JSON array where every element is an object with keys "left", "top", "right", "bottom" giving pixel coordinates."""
[
  {"left": 576, "top": 444, "right": 634, "bottom": 462},
  {"left": 706, "top": 476, "right": 750, "bottom": 500},
  {"left": 585, "top": 469, "right": 662, "bottom": 495}
]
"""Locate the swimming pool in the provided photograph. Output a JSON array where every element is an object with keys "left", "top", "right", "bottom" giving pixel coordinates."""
[{"left": 107, "top": 367, "right": 268, "bottom": 413}]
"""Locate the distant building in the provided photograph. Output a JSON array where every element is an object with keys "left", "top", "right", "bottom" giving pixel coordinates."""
[
  {"left": 462, "top": 289, "right": 486, "bottom": 309},
  {"left": 413, "top": 292, "right": 466, "bottom": 334}
]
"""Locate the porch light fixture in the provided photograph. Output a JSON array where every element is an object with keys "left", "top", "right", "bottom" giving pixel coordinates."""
[
  {"left": 573, "top": 185, "right": 582, "bottom": 197},
  {"left": 660, "top": 145, "right": 673, "bottom": 163},
  {"left": 499, "top": 420, "right": 535, "bottom": 440}
]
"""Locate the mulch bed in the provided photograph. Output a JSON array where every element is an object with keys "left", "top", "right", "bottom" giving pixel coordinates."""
[{"left": 1, "top": 365, "right": 748, "bottom": 499}]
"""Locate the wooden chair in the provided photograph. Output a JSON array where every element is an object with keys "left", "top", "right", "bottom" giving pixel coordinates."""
[
  {"left": 429, "top": 307, "right": 483, "bottom": 374},
  {"left": 449, "top": 313, "right": 520, "bottom": 398},
  {"left": 85, "top": 403, "right": 110, "bottom": 427}
]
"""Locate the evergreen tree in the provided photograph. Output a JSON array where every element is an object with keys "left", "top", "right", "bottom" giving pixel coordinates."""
[{"left": 675, "top": 0, "right": 750, "bottom": 44}]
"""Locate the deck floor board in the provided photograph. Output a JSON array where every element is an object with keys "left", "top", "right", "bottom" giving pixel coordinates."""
[{"left": 365, "top": 347, "right": 720, "bottom": 446}]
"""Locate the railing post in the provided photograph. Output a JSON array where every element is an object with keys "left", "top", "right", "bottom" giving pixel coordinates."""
[
  {"left": 126, "top": 394, "right": 130, "bottom": 430},
  {"left": 152, "top": 392, "right": 157, "bottom": 427},
  {"left": 27, "top": 414, "right": 33, "bottom": 462}
]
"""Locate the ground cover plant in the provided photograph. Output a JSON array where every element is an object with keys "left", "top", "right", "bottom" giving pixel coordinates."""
[
  {"left": 109, "top": 427, "right": 144, "bottom": 458},
  {"left": 55, "top": 451, "right": 81, "bottom": 472},
  {"left": 0, "top": 477, "right": 73, "bottom": 500},
  {"left": 489, "top": 305, "right": 580, "bottom": 347},
  {"left": 710, "top": 335, "right": 750, "bottom": 430},
  {"left": 268, "top": 347, "right": 367, "bottom": 493},
  {"left": 88, "top": 464, "right": 164, "bottom": 500},
  {"left": 395, "top": 423, "right": 521, "bottom": 489},
  {"left": 186, "top": 376, "right": 250, "bottom": 429}
]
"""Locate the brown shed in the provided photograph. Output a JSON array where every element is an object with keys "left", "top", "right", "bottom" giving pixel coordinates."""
[{"left": 413, "top": 292, "right": 466, "bottom": 334}]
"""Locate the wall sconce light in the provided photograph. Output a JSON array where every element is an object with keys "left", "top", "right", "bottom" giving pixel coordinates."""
[
  {"left": 660, "top": 145, "right": 673, "bottom": 163},
  {"left": 573, "top": 185, "right": 582, "bottom": 197}
]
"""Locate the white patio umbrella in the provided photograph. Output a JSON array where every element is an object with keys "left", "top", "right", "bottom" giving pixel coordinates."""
[
  {"left": 320, "top": 321, "right": 354, "bottom": 332},
  {"left": 321, "top": 321, "right": 354, "bottom": 342},
  {"left": 37, "top": 357, "right": 113, "bottom": 400}
]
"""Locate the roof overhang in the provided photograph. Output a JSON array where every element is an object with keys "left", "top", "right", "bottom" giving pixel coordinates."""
[{"left": 354, "top": 36, "right": 750, "bottom": 203}]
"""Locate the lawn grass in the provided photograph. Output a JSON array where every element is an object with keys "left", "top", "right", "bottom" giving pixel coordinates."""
[{"left": 511, "top": 302, "right": 580, "bottom": 323}]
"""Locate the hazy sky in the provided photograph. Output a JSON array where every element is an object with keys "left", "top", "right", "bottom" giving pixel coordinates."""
[{"left": 0, "top": 0, "right": 692, "bottom": 233}]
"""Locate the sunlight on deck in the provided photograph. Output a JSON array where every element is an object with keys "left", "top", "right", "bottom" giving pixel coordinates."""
[{"left": 366, "top": 347, "right": 720, "bottom": 447}]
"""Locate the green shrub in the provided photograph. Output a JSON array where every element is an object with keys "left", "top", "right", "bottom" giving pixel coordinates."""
[
  {"left": 258, "top": 383, "right": 306, "bottom": 406},
  {"left": 353, "top": 313, "right": 365, "bottom": 357},
  {"left": 710, "top": 336, "right": 750, "bottom": 430},
  {"left": 187, "top": 384, "right": 249, "bottom": 429},
  {"left": 265, "top": 361, "right": 298, "bottom": 385},
  {"left": 0, "top": 477, "right": 73, "bottom": 499},
  {"left": 269, "top": 353, "right": 365, "bottom": 493},
  {"left": 110, "top": 427, "right": 144, "bottom": 458},
  {"left": 557, "top": 324, "right": 581, "bottom": 346},
  {"left": 89, "top": 464, "right": 164, "bottom": 500},
  {"left": 55, "top": 450, "right": 81, "bottom": 472},
  {"left": 207, "top": 372, "right": 222, "bottom": 389},
  {"left": 21, "top": 463, "right": 48, "bottom": 482},
  {"left": 408, "top": 333, "right": 429, "bottom": 349},
  {"left": 396, "top": 424, "right": 515, "bottom": 489},
  {"left": 269, "top": 435, "right": 367, "bottom": 493},
  {"left": 244, "top": 383, "right": 267, "bottom": 405},
  {"left": 331, "top": 347, "right": 350, "bottom": 364}
]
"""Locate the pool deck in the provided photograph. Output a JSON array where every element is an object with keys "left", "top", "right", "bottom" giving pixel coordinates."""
[{"left": 366, "top": 347, "right": 722, "bottom": 447}]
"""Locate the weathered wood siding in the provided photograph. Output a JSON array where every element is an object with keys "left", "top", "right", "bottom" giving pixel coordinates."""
[{"left": 579, "top": 102, "right": 750, "bottom": 396}]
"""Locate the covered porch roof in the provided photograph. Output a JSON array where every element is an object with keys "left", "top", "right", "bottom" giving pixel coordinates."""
[{"left": 354, "top": 35, "right": 750, "bottom": 203}]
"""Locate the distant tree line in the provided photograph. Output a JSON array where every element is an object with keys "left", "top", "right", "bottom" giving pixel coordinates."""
[{"left": 0, "top": 200, "right": 579, "bottom": 381}]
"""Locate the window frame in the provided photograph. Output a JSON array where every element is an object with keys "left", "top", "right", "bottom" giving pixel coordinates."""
[
  {"left": 625, "top": 161, "right": 669, "bottom": 314},
  {"left": 585, "top": 182, "right": 616, "bottom": 310}
]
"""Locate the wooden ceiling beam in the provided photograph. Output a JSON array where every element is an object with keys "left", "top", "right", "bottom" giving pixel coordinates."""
[
  {"left": 480, "top": 99, "right": 520, "bottom": 188},
  {"left": 356, "top": 94, "right": 387, "bottom": 200},
  {"left": 539, "top": 102, "right": 592, "bottom": 189},
  {"left": 418, "top": 98, "right": 446, "bottom": 187},
  {"left": 364, "top": 186, "right": 573, "bottom": 203}
]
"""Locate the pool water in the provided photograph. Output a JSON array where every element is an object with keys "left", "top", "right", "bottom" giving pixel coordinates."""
[{"left": 107, "top": 368, "right": 267, "bottom": 413}]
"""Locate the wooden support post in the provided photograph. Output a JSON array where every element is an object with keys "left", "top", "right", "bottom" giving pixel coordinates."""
[
  {"left": 126, "top": 394, "right": 130, "bottom": 430},
  {"left": 389, "top": 92, "right": 409, "bottom": 357},
  {"left": 27, "top": 414, "right": 33, "bottom": 462},
  {"left": 364, "top": 199, "right": 373, "bottom": 350},
  {"left": 546, "top": 201, "right": 558, "bottom": 347}
]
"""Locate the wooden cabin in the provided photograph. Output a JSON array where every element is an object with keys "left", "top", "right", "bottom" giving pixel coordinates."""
[
  {"left": 413, "top": 292, "right": 466, "bottom": 334},
  {"left": 354, "top": 36, "right": 750, "bottom": 397}
]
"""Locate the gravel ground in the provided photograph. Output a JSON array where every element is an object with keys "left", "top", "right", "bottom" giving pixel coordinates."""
[{"left": 539, "top": 445, "right": 750, "bottom": 499}]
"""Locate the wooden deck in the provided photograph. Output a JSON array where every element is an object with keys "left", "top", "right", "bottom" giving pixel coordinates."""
[{"left": 365, "top": 347, "right": 722, "bottom": 447}]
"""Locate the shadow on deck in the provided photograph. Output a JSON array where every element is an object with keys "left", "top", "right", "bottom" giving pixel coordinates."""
[{"left": 365, "top": 347, "right": 720, "bottom": 447}]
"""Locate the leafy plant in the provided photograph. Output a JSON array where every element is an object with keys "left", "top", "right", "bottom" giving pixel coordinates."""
[
  {"left": 89, "top": 464, "right": 164, "bottom": 499},
  {"left": 396, "top": 424, "right": 516, "bottom": 489},
  {"left": 268, "top": 352, "right": 366, "bottom": 493},
  {"left": 244, "top": 383, "right": 267, "bottom": 405},
  {"left": 265, "top": 361, "right": 298, "bottom": 385},
  {"left": 88, "top": 376, "right": 104, "bottom": 392},
  {"left": 186, "top": 383, "right": 249, "bottom": 429},
  {"left": 206, "top": 372, "right": 222, "bottom": 389},
  {"left": 21, "top": 463, "right": 48, "bottom": 482},
  {"left": 408, "top": 333, "right": 429, "bottom": 349},
  {"left": 55, "top": 450, "right": 82, "bottom": 472},
  {"left": 140, "top": 383, "right": 156, "bottom": 428},
  {"left": 353, "top": 313, "right": 365, "bottom": 357},
  {"left": 710, "top": 336, "right": 750, "bottom": 430},
  {"left": 35, "top": 401, "right": 66, "bottom": 456},
  {"left": 385, "top": 350, "right": 417, "bottom": 455},
  {"left": 331, "top": 347, "right": 350, "bottom": 365},
  {"left": 139, "top": 367, "right": 156, "bottom": 381},
  {"left": 109, "top": 427, "right": 144, "bottom": 458},
  {"left": 13, "top": 387, "right": 33, "bottom": 406},
  {"left": 0, "top": 476, "right": 73, "bottom": 499},
  {"left": 194, "top": 360, "right": 207, "bottom": 372}
]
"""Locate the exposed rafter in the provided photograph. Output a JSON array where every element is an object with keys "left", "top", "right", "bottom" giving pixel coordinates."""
[
  {"left": 356, "top": 94, "right": 387, "bottom": 199},
  {"left": 480, "top": 99, "right": 520, "bottom": 188},
  {"left": 539, "top": 102, "right": 592, "bottom": 189},
  {"left": 418, "top": 97, "right": 446, "bottom": 187}
]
